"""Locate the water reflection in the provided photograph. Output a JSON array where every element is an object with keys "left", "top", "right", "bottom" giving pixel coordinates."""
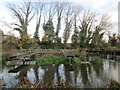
[{"left": 0, "top": 59, "right": 119, "bottom": 88}]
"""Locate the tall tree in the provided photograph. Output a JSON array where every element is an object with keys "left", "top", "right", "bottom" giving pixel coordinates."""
[
  {"left": 108, "top": 34, "right": 117, "bottom": 46},
  {"left": 9, "top": 1, "right": 34, "bottom": 37},
  {"left": 78, "top": 10, "right": 96, "bottom": 48},
  {"left": 42, "top": 20, "right": 55, "bottom": 43},
  {"left": 55, "top": 2, "right": 67, "bottom": 43},
  {"left": 91, "top": 15, "right": 111, "bottom": 48},
  {"left": 42, "top": 2, "right": 56, "bottom": 43},
  {"left": 63, "top": 5, "right": 73, "bottom": 45},
  {"left": 71, "top": 6, "right": 81, "bottom": 47},
  {"left": 71, "top": 15, "right": 79, "bottom": 47},
  {"left": 34, "top": 2, "right": 44, "bottom": 42}
]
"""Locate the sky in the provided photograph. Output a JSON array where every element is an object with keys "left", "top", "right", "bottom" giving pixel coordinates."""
[{"left": 0, "top": 0, "right": 119, "bottom": 42}]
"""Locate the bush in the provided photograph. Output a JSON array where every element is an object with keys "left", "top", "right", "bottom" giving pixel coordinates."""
[
  {"left": 90, "top": 56, "right": 103, "bottom": 65},
  {"left": 36, "top": 55, "right": 66, "bottom": 65}
]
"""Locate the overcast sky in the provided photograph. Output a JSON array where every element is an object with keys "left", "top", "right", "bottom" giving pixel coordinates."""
[{"left": 0, "top": 0, "right": 119, "bottom": 41}]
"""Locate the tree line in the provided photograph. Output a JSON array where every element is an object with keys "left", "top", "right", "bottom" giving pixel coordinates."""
[{"left": 2, "top": 1, "right": 120, "bottom": 49}]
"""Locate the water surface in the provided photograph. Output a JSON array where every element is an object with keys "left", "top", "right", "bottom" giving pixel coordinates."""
[{"left": 0, "top": 58, "right": 119, "bottom": 88}]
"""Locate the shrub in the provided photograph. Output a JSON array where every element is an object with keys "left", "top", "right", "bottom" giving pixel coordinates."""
[{"left": 90, "top": 56, "right": 103, "bottom": 65}]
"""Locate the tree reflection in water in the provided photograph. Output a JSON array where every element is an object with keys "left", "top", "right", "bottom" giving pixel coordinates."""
[{"left": 4, "top": 59, "right": 119, "bottom": 88}]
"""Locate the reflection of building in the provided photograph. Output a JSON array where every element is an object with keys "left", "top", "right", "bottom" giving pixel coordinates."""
[{"left": 118, "top": 1, "right": 120, "bottom": 35}]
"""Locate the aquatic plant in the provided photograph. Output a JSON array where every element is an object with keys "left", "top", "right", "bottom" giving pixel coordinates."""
[
  {"left": 90, "top": 56, "right": 103, "bottom": 65},
  {"left": 72, "top": 57, "right": 81, "bottom": 63},
  {"left": 7, "top": 62, "right": 16, "bottom": 66},
  {"left": 36, "top": 55, "right": 66, "bottom": 65}
]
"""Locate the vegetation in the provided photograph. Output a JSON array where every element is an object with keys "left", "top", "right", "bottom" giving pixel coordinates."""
[
  {"left": 36, "top": 55, "right": 66, "bottom": 65},
  {"left": 6, "top": 62, "right": 16, "bottom": 66},
  {"left": 90, "top": 56, "right": 103, "bottom": 65},
  {"left": 72, "top": 57, "right": 81, "bottom": 63},
  {"left": 107, "top": 80, "right": 120, "bottom": 88},
  {"left": 14, "top": 76, "right": 75, "bottom": 88},
  {"left": 0, "top": 56, "right": 2, "bottom": 66},
  {"left": 1, "top": 1, "right": 119, "bottom": 50},
  {"left": 14, "top": 76, "right": 120, "bottom": 88},
  {"left": 0, "top": 1, "right": 119, "bottom": 89}
]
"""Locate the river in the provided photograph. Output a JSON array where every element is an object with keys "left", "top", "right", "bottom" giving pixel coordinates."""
[{"left": 0, "top": 55, "right": 120, "bottom": 88}]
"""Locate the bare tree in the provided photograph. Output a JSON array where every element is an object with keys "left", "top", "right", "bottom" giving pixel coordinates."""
[
  {"left": 63, "top": 5, "right": 73, "bottom": 45},
  {"left": 78, "top": 10, "right": 96, "bottom": 47},
  {"left": 8, "top": 1, "right": 35, "bottom": 37},
  {"left": 71, "top": 5, "right": 82, "bottom": 47},
  {"left": 43, "top": 2, "right": 56, "bottom": 22},
  {"left": 55, "top": 2, "right": 67, "bottom": 42},
  {"left": 91, "top": 15, "right": 112, "bottom": 48},
  {"left": 34, "top": 2, "right": 45, "bottom": 41}
]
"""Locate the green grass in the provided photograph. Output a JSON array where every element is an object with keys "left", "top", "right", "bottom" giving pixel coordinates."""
[
  {"left": 90, "top": 56, "right": 103, "bottom": 65},
  {"left": 36, "top": 55, "right": 66, "bottom": 65}
]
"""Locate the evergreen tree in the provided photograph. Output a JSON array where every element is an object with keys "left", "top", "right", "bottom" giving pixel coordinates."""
[{"left": 42, "top": 20, "right": 55, "bottom": 43}]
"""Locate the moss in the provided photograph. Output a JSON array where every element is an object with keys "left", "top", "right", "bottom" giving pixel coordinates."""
[{"left": 90, "top": 56, "right": 103, "bottom": 65}]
